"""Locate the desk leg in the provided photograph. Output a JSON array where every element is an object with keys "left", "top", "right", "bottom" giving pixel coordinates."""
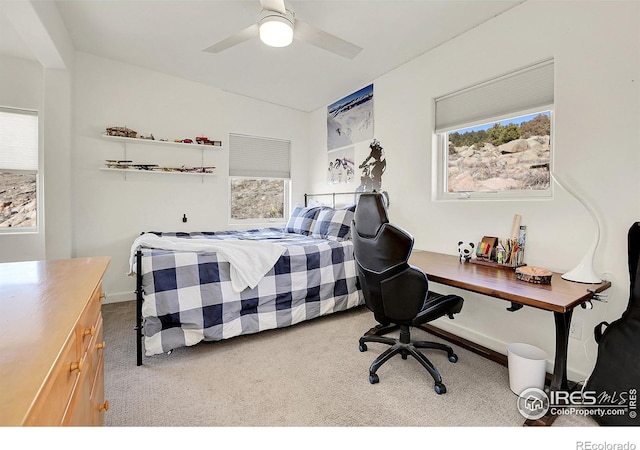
[
  {"left": 551, "top": 310, "right": 572, "bottom": 391},
  {"left": 525, "top": 309, "right": 573, "bottom": 426}
]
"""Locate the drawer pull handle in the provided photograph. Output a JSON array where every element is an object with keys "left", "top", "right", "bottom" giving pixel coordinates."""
[
  {"left": 70, "top": 359, "right": 83, "bottom": 373},
  {"left": 98, "top": 400, "right": 109, "bottom": 412},
  {"left": 82, "top": 326, "right": 96, "bottom": 338},
  {"left": 97, "top": 341, "right": 106, "bottom": 350}
]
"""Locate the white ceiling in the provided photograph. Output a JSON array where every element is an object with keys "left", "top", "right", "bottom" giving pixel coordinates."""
[{"left": 2, "top": 0, "right": 524, "bottom": 112}]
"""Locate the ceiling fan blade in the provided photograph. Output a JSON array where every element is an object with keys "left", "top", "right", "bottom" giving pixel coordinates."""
[
  {"left": 260, "top": 0, "right": 287, "bottom": 14},
  {"left": 294, "top": 19, "right": 363, "bottom": 60},
  {"left": 203, "top": 24, "right": 259, "bottom": 54}
]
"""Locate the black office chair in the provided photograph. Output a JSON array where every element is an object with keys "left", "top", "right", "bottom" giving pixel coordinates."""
[{"left": 353, "top": 192, "right": 464, "bottom": 394}]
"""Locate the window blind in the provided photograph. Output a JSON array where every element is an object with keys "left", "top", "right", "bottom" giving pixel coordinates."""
[
  {"left": 229, "top": 133, "right": 291, "bottom": 179},
  {"left": 435, "top": 59, "right": 554, "bottom": 133},
  {"left": 0, "top": 108, "right": 38, "bottom": 171}
]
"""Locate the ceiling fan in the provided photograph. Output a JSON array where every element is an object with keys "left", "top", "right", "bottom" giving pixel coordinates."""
[{"left": 203, "top": 0, "right": 363, "bottom": 59}]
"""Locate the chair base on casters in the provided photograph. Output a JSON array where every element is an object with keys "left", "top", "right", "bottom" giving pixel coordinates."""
[{"left": 359, "top": 324, "right": 458, "bottom": 394}]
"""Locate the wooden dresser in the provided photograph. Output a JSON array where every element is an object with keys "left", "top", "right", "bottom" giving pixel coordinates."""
[{"left": 0, "top": 257, "right": 110, "bottom": 426}]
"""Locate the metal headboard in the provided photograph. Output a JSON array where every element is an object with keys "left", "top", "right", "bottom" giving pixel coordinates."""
[{"left": 304, "top": 190, "right": 389, "bottom": 208}]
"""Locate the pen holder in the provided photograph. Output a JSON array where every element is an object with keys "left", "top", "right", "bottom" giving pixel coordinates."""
[{"left": 496, "top": 237, "right": 525, "bottom": 267}]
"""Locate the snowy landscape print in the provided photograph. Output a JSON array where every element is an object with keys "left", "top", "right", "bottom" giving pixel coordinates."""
[{"left": 327, "top": 84, "right": 373, "bottom": 151}]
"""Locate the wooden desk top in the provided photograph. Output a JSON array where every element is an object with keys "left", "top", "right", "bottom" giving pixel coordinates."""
[
  {"left": 0, "top": 257, "right": 110, "bottom": 425},
  {"left": 409, "top": 251, "right": 611, "bottom": 313}
]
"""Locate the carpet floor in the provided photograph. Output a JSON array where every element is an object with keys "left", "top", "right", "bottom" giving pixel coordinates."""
[{"left": 102, "top": 300, "right": 598, "bottom": 429}]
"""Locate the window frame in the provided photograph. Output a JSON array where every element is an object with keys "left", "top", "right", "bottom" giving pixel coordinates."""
[
  {"left": 0, "top": 107, "right": 40, "bottom": 234},
  {"left": 228, "top": 133, "right": 291, "bottom": 225},
  {"left": 433, "top": 106, "right": 555, "bottom": 202},
  {"left": 228, "top": 176, "right": 291, "bottom": 225},
  {"left": 432, "top": 59, "right": 554, "bottom": 202}
]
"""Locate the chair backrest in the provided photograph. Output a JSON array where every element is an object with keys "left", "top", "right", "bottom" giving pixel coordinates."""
[{"left": 352, "top": 192, "right": 428, "bottom": 324}]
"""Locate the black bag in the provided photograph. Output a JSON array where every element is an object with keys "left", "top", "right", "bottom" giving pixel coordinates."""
[{"left": 584, "top": 222, "right": 640, "bottom": 426}]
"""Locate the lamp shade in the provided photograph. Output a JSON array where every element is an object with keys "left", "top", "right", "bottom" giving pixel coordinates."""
[{"left": 259, "top": 15, "right": 294, "bottom": 47}]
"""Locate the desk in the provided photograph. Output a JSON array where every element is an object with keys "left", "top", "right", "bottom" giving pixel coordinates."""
[{"left": 408, "top": 251, "right": 611, "bottom": 424}]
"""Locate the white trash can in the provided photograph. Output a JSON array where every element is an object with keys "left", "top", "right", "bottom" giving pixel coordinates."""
[{"left": 507, "top": 343, "right": 548, "bottom": 395}]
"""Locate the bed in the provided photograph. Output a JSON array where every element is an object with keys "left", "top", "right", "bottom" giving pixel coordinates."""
[{"left": 130, "top": 194, "right": 364, "bottom": 365}]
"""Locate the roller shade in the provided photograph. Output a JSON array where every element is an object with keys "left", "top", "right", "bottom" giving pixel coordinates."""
[
  {"left": 229, "top": 133, "right": 291, "bottom": 179},
  {"left": 0, "top": 107, "right": 38, "bottom": 171},
  {"left": 435, "top": 59, "right": 554, "bottom": 133}
]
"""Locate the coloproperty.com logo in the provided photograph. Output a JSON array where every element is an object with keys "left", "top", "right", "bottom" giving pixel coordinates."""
[{"left": 517, "top": 387, "right": 637, "bottom": 420}]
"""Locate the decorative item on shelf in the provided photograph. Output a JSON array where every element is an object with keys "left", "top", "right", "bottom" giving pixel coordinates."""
[
  {"left": 106, "top": 126, "right": 137, "bottom": 138},
  {"left": 515, "top": 266, "right": 553, "bottom": 284},
  {"left": 195, "top": 136, "right": 223, "bottom": 146},
  {"left": 158, "top": 166, "right": 215, "bottom": 173},
  {"left": 132, "top": 164, "right": 159, "bottom": 171},
  {"left": 176, "top": 165, "right": 216, "bottom": 173},
  {"left": 457, "top": 241, "right": 475, "bottom": 262},
  {"left": 138, "top": 134, "right": 155, "bottom": 140},
  {"left": 105, "top": 160, "right": 133, "bottom": 168}
]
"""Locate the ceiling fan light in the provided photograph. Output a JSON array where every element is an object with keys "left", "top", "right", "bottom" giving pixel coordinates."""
[{"left": 259, "top": 15, "right": 293, "bottom": 47}]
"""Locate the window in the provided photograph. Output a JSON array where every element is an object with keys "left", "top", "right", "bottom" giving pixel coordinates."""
[
  {"left": 229, "top": 134, "right": 290, "bottom": 222},
  {"left": 0, "top": 107, "right": 39, "bottom": 231},
  {"left": 434, "top": 60, "right": 554, "bottom": 200},
  {"left": 230, "top": 178, "right": 287, "bottom": 220}
]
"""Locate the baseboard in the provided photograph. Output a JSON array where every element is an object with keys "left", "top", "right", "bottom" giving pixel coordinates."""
[
  {"left": 102, "top": 291, "right": 135, "bottom": 304},
  {"left": 422, "top": 315, "right": 591, "bottom": 383},
  {"left": 419, "top": 324, "right": 590, "bottom": 386},
  {"left": 420, "top": 324, "right": 510, "bottom": 367}
]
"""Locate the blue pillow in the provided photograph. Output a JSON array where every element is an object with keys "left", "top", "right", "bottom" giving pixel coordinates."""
[
  {"left": 285, "top": 205, "right": 322, "bottom": 235},
  {"left": 311, "top": 204, "right": 356, "bottom": 241}
]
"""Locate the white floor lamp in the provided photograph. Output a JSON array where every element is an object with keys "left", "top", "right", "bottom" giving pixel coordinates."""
[{"left": 550, "top": 171, "right": 603, "bottom": 284}]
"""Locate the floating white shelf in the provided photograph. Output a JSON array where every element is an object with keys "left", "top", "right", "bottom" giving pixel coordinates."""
[
  {"left": 100, "top": 131, "right": 221, "bottom": 179},
  {"left": 100, "top": 167, "right": 215, "bottom": 176},
  {"left": 100, "top": 133, "right": 222, "bottom": 149}
]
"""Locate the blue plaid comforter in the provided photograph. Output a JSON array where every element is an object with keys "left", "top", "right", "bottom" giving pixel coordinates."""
[{"left": 138, "top": 228, "right": 363, "bottom": 356}]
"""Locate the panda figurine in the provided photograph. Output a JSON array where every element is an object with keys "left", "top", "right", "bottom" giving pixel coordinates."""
[{"left": 457, "top": 241, "right": 475, "bottom": 262}]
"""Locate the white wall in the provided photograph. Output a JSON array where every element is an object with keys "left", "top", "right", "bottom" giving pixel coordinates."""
[
  {"left": 43, "top": 67, "right": 73, "bottom": 260},
  {"left": 0, "top": 0, "right": 75, "bottom": 263},
  {"left": 72, "top": 53, "right": 310, "bottom": 303},
  {"left": 0, "top": 55, "right": 46, "bottom": 262},
  {"left": 307, "top": 1, "right": 640, "bottom": 381}
]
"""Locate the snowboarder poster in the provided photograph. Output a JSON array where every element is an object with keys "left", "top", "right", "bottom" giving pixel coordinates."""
[{"left": 327, "top": 84, "right": 374, "bottom": 151}]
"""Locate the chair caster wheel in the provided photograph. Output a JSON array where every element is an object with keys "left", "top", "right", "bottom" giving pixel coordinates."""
[
  {"left": 434, "top": 383, "right": 447, "bottom": 395},
  {"left": 359, "top": 343, "right": 367, "bottom": 352},
  {"left": 369, "top": 373, "right": 379, "bottom": 384},
  {"left": 448, "top": 354, "right": 458, "bottom": 363}
]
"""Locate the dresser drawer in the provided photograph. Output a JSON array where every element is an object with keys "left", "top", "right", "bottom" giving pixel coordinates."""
[
  {"left": 77, "top": 283, "right": 102, "bottom": 356},
  {"left": 91, "top": 353, "right": 107, "bottom": 426},
  {"left": 25, "top": 332, "right": 81, "bottom": 426},
  {"left": 62, "top": 357, "right": 92, "bottom": 426},
  {"left": 89, "top": 315, "right": 104, "bottom": 384}
]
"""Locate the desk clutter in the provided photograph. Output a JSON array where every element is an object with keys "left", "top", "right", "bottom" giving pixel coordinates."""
[{"left": 460, "top": 214, "right": 534, "bottom": 271}]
